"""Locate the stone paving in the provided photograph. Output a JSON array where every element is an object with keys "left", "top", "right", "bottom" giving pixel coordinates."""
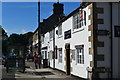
[{"left": 1, "top": 61, "right": 83, "bottom": 80}]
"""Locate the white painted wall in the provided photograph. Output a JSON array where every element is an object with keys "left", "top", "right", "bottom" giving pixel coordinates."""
[
  {"left": 48, "top": 30, "right": 54, "bottom": 68},
  {"left": 55, "top": 26, "right": 65, "bottom": 72},
  {"left": 41, "top": 32, "right": 49, "bottom": 59},
  {"left": 41, "top": 32, "right": 49, "bottom": 48},
  {"left": 54, "top": 5, "right": 92, "bottom": 79},
  {"left": 70, "top": 6, "right": 92, "bottom": 79},
  {"left": 47, "top": 2, "right": 120, "bottom": 79}
]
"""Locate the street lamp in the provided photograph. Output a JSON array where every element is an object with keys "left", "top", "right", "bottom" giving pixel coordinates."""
[{"left": 38, "top": 0, "right": 41, "bottom": 68}]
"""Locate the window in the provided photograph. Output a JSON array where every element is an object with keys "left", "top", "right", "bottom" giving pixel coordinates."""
[
  {"left": 49, "top": 51, "right": 53, "bottom": 60},
  {"left": 72, "top": 50, "right": 75, "bottom": 60},
  {"left": 84, "top": 10, "right": 86, "bottom": 26},
  {"left": 73, "top": 13, "right": 81, "bottom": 29},
  {"left": 55, "top": 46, "right": 57, "bottom": 59},
  {"left": 45, "top": 51, "right": 47, "bottom": 59},
  {"left": 42, "top": 51, "right": 44, "bottom": 59},
  {"left": 41, "top": 35, "right": 44, "bottom": 43},
  {"left": 76, "top": 48, "right": 84, "bottom": 64},
  {"left": 50, "top": 30, "right": 53, "bottom": 39},
  {"left": 58, "top": 24, "right": 62, "bottom": 36},
  {"left": 58, "top": 48, "right": 62, "bottom": 63},
  {"left": 73, "top": 9, "right": 86, "bottom": 30},
  {"left": 114, "top": 26, "right": 120, "bottom": 37}
]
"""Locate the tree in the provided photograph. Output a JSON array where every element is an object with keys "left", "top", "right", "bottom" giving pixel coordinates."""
[
  {"left": 7, "top": 32, "right": 33, "bottom": 56},
  {"left": 0, "top": 25, "right": 8, "bottom": 56}
]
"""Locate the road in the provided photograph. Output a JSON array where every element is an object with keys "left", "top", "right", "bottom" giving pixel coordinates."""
[{"left": 1, "top": 61, "right": 83, "bottom": 80}]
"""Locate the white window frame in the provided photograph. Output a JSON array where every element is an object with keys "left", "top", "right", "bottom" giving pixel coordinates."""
[
  {"left": 73, "top": 9, "right": 86, "bottom": 32},
  {"left": 58, "top": 48, "right": 62, "bottom": 63},
  {"left": 50, "top": 30, "right": 53, "bottom": 39},
  {"left": 41, "top": 35, "right": 44, "bottom": 44},
  {"left": 73, "top": 12, "right": 81, "bottom": 30},
  {"left": 76, "top": 48, "right": 84, "bottom": 64},
  {"left": 49, "top": 51, "right": 53, "bottom": 60},
  {"left": 72, "top": 49, "right": 75, "bottom": 60},
  {"left": 42, "top": 51, "right": 44, "bottom": 59},
  {"left": 58, "top": 24, "right": 62, "bottom": 36}
]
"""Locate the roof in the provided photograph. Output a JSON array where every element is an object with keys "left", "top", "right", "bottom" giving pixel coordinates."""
[
  {"left": 55, "top": 2, "right": 91, "bottom": 27},
  {"left": 33, "top": 2, "right": 91, "bottom": 35}
]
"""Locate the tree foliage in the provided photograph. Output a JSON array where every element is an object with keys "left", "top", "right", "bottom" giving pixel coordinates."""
[
  {"left": 8, "top": 32, "right": 33, "bottom": 55},
  {"left": 1, "top": 25, "right": 33, "bottom": 56}
]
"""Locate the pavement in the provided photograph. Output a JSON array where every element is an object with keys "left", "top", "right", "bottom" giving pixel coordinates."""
[{"left": 1, "top": 61, "right": 82, "bottom": 80}]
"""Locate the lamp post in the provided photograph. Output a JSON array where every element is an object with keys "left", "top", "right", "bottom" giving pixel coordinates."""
[{"left": 38, "top": 0, "right": 41, "bottom": 68}]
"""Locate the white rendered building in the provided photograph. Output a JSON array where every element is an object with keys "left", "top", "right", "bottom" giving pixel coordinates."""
[{"left": 48, "top": 2, "right": 120, "bottom": 79}]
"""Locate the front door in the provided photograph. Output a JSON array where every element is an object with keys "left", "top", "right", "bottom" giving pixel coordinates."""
[{"left": 65, "top": 43, "right": 70, "bottom": 75}]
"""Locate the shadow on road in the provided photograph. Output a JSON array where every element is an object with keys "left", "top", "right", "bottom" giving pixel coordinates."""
[
  {"left": 34, "top": 71, "right": 55, "bottom": 76},
  {"left": 2, "top": 68, "right": 16, "bottom": 80}
]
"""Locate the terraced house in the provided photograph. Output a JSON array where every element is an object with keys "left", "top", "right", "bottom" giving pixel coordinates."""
[
  {"left": 32, "top": 2, "right": 65, "bottom": 65},
  {"left": 32, "top": 30, "right": 39, "bottom": 55},
  {"left": 33, "top": 2, "right": 120, "bottom": 80}
]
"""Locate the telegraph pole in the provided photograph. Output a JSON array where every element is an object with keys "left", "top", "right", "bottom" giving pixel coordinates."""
[{"left": 38, "top": 0, "right": 41, "bottom": 68}]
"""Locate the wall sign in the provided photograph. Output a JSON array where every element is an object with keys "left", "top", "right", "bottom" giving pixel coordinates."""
[
  {"left": 64, "top": 29, "right": 71, "bottom": 39},
  {"left": 97, "top": 30, "right": 110, "bottom": 36},
  {"left": 114, "top": 26, "right": 120, "bottom": 37}
]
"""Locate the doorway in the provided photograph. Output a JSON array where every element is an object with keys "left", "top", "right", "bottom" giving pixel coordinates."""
[{"left": 65, "top": 43, "right": 70, "bottom": 75}]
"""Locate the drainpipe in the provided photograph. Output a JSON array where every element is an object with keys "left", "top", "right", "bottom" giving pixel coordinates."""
[{"left": 110, "top": 2, "right": 113, "bottom": 79}]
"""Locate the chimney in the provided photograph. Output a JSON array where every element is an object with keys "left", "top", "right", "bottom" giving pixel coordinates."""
[{"left": 53, "top": 2, "right": 64, "bottom": 15}]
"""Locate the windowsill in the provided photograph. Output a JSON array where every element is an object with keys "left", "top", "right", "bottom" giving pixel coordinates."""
[
  {"left": 72, "top": 27, "right": 85, "bottom": 34},
  {"left": 58, "top": 35, "right": 63, "bottom": 38},
  {"left": 76, "top": 63, "right": 84, "bottom": 66}
]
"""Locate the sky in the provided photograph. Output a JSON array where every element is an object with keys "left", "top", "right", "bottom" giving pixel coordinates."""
[
  {"left": 2, "top": 2, "right": 80, "bottom": 36},
  {"left": 0, "top": 1, "right": 2, "bottom": 25}
]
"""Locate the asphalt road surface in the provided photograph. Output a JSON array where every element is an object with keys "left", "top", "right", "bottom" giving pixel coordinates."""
[{"left": 1, "top": 61, "right": 83, "bottom": 80}]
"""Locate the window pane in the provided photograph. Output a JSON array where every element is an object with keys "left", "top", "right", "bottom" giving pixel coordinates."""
[
  {"left": 76, "top": 48, "right": 84, "bottom": 64},
  {"left": 58, "top": 24, "right": 62, "bottom": 35},
  {"left": 58, "top": 48, "right": 62, "bottom": 63}
]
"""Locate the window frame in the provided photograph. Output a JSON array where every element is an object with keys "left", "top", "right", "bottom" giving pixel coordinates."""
[
  {"left": 58, "top": 48, "right": 62, "bottom": 63},
  {"left": 72, "top": 49, "right": 75, "bottom": 60},
  {"left": 50, "top": 30, "right": 53, "bottom": 39},
  {"left": 73, "top": 9, "right": 86, "bottom": 32},
  {"left": 45, "top": 51, "right": 47, "bottom": 59},
  {"left": 76, "top": 48, "right": 84, "bottom": 64},
  {"left": 73, "top": 12, "right": 81, "bottom": 30},
  {"left": 58, "top": 24, "right": 62, "bottom": 36}
]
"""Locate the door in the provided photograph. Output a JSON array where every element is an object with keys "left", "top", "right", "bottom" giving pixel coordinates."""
[{"left": 65, "top": 43, "right": 70, "bottom": 75}]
